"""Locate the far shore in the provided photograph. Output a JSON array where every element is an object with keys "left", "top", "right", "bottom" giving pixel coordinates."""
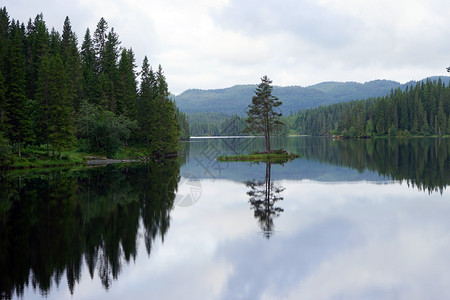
[{"left": 189, "top": 135, "right": 309, "bottom": 139}]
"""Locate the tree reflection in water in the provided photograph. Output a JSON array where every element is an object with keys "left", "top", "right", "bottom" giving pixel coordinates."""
[
  {"left": 0, "top": 159, "right": 180, "bottom": 299},
  {"left": 246, "top": 163, "right": 285, "bottom": 239}
]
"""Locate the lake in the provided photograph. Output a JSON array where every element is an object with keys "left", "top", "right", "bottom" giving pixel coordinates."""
[{"left": 1, "top": 136, "right": 450, "bottom": 299}]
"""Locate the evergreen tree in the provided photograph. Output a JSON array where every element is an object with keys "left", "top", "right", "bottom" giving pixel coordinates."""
[
  {"left": 0, "top": 8, "right": 9, "bottom": 58},
  {"left": 93, "top": 17, "right": 108, "bottom": 74},
  {"left": 36, "top": 53, "right": 74, "bottom": 156},
  {"left": 61, "top": 16, "right": 83, "bottom": 111},
  {"left": 25, "top": 13, "right": 49, "bottom": 100},
  {"left": 244, "top": 75, "right": 283, "bottom": 152},
  {"left": 0, "top": 70, "right": 5, "bottom": 130},
  {"left": 0, "top": 8, "right": 6, "bottom": 129},
  {"left": 98, "top": 72, "right": 114, "bottom": 111},
  {"left": 35, "top": 53, "right": 51, "bottom": 154},
  {"left": 155, "top": 65, "right": 179, "bottom": 153},
  {"left": 116, "top": 48, "right": 137, "bottom": 119},
  {"left": 137, "top": 60, "right": 179, "bottom": 154},
  {"left": 5, "top": 26, "right": 34, "bottom": 156},
  {"left": 138, "top": 56, "right": 156, "bottom": 148},
  {"left": 48, "top": 54, "right": 75, "bottom": 156},
  {"left": 99, "top": 27, "right": 121, "bottom": 111},
  {"left": 0, "top": 8, "right": 9, "bottom": 124},
  {"left": 49, "top": 28, "right": 61, "bottom": 55},
  {"left": 80, "top": 28, "right": 98, "bottom": 105}
]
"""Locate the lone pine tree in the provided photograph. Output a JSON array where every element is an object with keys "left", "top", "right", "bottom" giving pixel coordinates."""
[{"left": 245, "top": 75, "right": 283, "bottom": 152}]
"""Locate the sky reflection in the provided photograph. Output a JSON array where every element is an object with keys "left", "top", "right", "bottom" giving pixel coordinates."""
[{"left": 19, "top": 175, "right": 450, "bottom": 300}]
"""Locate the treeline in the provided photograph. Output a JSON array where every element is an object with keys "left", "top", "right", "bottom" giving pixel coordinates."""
[
  {"left": 293, "top": 78, "right": 450, "bottom": 137},
  {"left": 0, "top": 7, "right": 189, "bottom": 160},
  {"left": 188, "top": 113, "right": 246, "bottom": 136},
  {"left": 188, "top": 112, "right": 289, "bottom": 136}
]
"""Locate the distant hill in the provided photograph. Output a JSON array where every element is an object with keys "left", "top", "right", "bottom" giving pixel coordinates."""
[{"left": 174, "top": 77, "right": 450, "bottom": 115}]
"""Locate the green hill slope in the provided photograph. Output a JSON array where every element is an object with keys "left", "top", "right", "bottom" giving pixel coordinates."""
[{"left": 175, "top": 77, "right": 450, "bottom": 115}]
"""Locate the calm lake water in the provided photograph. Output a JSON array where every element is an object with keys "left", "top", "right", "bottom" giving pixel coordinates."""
[{"left": 1, "top": 136, "right": 450, "bottom": 299}]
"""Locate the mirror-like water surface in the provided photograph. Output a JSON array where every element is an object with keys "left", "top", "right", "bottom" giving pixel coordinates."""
[{"left": 1, "top": 137, "right": 450, "bottom": 299}]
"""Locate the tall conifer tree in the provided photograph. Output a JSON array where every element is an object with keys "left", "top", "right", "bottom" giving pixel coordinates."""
[
  {"left": 116, "top": 48, "right": 137, "bottom": 119},
  {"left": 81, "top": 28, "right": 98, "bottom": 105},
  {"left": 35, "top": 53, "right": 51, "bottom": 154},
  {"left": 245, "top": 75, "right": 283, "bottom": 152},
  {"left": 48, "top": 54, "right": 74, "bottom": 156},
  {"left": 99, "top": 27, "right": 121, "bottom": 111},
  {"left": 93, "top": 17, "right": 108, "bottom": 74},
  {"left": 138, "top": 56, "right": 156, "bottom": 148},
  {"left": 155, "top": 65, "right": 179, "bottom": 153},
  {"left": 5, "top": 25, "right": 34, "bottom": 156},
  {"left": 61, "top": 16, "right": 82, "bottom": 111},
  {"left": 25, "top": 13, "right": 49, "bottom": 100}
]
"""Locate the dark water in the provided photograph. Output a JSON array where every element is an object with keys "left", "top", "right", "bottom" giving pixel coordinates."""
[{"left": 1, "top": 137, "right": 450, "bottom": 299}]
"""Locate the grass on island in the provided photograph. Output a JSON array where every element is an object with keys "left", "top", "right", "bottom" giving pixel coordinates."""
[{"left": 217, "top": 149, "right": 299, "bottom": 163}]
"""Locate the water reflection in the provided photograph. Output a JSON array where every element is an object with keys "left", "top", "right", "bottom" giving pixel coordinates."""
[
  {"left": 0, "top": 160, "right": 180, "bottom": 299},
  {"left": 300, "top": 137, "right": 450, "bottom": 193},
  {"left": 1, "top": 137, "right": 450, "bottom": 299},
  {"left": 246, "top": 163, "right": 285, "bottom": 239},
  {"left": 186, "top": 137, "right": 450, "bottom": 193}
]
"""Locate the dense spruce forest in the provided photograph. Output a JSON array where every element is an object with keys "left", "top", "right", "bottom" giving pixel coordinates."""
[
  {"left": 293, "top": 78, "right": 450, "bottom": 137},
  {"left": 0, "top": 7, "right": 189, "bottom": 163}
]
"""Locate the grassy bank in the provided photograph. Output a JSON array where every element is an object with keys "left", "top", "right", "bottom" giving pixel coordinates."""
[
  {"left": 2, "top": 146, "right": 150, "bottom": 169},
  {"left": 218, "top": 150, "right": 299, "bottom": 163},
  {"left": 6, "top": 150, "right": 92, "bottom": 169}
]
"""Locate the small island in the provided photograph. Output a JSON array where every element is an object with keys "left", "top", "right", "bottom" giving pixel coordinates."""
[{"left": 218, "top": 149, "right": 299, "bottom": 162}]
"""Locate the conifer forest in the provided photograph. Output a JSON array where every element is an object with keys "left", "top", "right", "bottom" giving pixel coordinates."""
[
  {"left": 0, "top": 7, "right": 189, "bottom": 162},
  {"left": 293, "top": 79, "right": 450, "bottom": 137}
]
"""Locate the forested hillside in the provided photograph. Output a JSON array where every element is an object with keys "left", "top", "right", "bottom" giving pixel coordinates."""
[
  {"left": 188, "top": 113, "right": 245, "bottom": 136},
  {"left": 292, "top": 78, "right": 450, "bottom": 137},
  {"left": 175, "top": 78, "right": 450, "bottom": 115},
  {"left": 0, "top": 7, "right": 189, "bottom": 163}
]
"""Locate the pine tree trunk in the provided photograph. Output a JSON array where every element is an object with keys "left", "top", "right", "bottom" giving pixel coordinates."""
[
  {"left": 265, "top": 131, "right": 270, "bottom": 153},
  {"left": 18, "top": 137, "right": 21, "bottom": 157},
  {"left": 265, "top": 115, "right": 271, "bottom": 152}
]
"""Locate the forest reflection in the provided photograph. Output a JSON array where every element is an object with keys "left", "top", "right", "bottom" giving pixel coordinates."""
[
  {"left": 246, "top": 163, "right": 285, "bottom": 239},
  {"left": 294, "top": 137, "right": 450, "bottom": 194},
  {"left": 0, "top": 160, "right": 180, "bottom": 299}
]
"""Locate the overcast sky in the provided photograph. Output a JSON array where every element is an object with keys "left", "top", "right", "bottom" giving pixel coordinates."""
[{"left": 3, "top": 0, "right": 450, "bottom": 94}]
